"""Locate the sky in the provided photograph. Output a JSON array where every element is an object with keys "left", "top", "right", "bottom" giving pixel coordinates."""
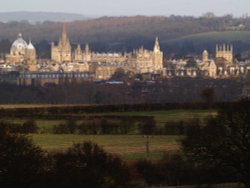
[{"left": 1, "top": 0, "right": 250, "bottom": 17}]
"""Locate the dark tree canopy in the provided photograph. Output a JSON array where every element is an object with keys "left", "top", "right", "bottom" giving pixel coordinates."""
[
  {"left": 0, "top": 124, "right": 130, "bottom": 188},
  {"left": 0, "top": 124, "right": 47, "bottom": 188},
  {"left": 181, "top": 99, "right": 250, "bottom": 188},
  {"left": 51, "top": 141, "right": 130, "bottom": 188}
]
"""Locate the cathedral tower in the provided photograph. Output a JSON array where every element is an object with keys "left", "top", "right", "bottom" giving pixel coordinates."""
[
  {"left": 202, "top": 50, "right": 209, "bottom": 62},
  {"left": 83, "top": 44, "right": 91, "bottom": 62},
  {"left": 153, "top": 36, "right": 161, "bottom": 53},
  {"left": 51, "top": 25, "right": 72, "bottom": 63},
  {"left": 74, "top": 44, "right": 83, "bottom": 62},
  {"left": 153, "top": 36, "right": 163, "bottom": 72},
  {"left": 25, "top": 41, "right": 36, "bottom": 62},
  {"left": 216, "top": 44, "right": 233, "bottom": 64}
]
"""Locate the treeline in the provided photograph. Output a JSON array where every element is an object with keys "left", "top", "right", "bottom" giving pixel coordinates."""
[
  {"left": 0, "top": 126, "right": 130, "bottom": 188},
  {"left": 0, "top": 78, "right": 243, "bottom": 105},
  {"left": 52, "top": 118, "right": 200, "bottom": 135},
  {"left": 1, "top": 99, "right": 249, "bottom": 187},
  {"left": 135, "top": 154, "right": 236, "bottom": 186},
  {"left": 0, "top": 15, "right": 241, "bottom": 43},
  {"left": 1, "top": 119, "right": 38, "bottom": 134},
  {"left": 0, "top": 119, "right": 240, "bottom": 188},
  {"left": 1, "top": 15, "right": 250, "bottom": 56},
  {"left": 1, "top": 117, "right": 201, "bottom": 135}
]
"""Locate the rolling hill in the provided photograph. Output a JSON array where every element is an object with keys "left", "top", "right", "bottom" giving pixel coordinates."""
[
  {"left": 0, "top": 11, "right": 89, "bottom": 23},
  {"left": 1, "top": 15, "right": 250, "bottom": 56}
]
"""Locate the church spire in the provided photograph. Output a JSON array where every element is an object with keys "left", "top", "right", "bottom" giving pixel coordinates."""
[
  {"left": 85, "top": 43, "right": 90, "bottom": 53},
  {"left": 61, "top": 24, "right": 68, "bottom": 42},
  {"left": 153, "top": 36, "right": 160, "bottom": 53}
]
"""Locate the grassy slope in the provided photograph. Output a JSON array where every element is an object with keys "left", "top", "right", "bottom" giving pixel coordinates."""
[{"left": 165, "top": 31, "right": 250, "bottom": 44}]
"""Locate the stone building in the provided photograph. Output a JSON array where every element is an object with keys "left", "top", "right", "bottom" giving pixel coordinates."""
[
  {"left": 26, "top": 41, "right": 36, "bottom": 62},
  {"left": 83, "top": 44, "right": 91, "bottom": 62},
  {"left": 6, "top": 33, "right": 36, "bottom": 64},
  {"left": 216, "top": 44, "right": 233, "bottom": 64},
  {"left": 131, "top": 37, "right": 163, "bottom": 74},
  {"left": 202, "top": 50, "right": 209, "bottom": 62},
  {"left": 73, "top": 44, "right": 83, "bottom": 62},
  {"left": 51, "top": 26, "right": 71, "bottom": 63},
  {"left": 50, "top": 27, "right": 163, "bottom": 78}
]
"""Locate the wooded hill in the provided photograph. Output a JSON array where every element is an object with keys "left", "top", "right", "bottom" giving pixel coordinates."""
[{"left": 1, "top": 15, "right": 250, "bottom": 57}]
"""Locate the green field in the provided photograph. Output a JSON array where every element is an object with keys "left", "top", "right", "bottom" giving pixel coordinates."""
[
  {"left": 2, "top": 109, "right": 216, "bottom": 160},
  {"left": 102, "top": 110, "right": 216, "bottom": 125},
  {"left": 8, "top": 109, "right": 215, "bottom": 133},
  {"left": 31, "top": 134, "right": 180, "bottom": 160},
  {"left": 165, "top": 31, "right": 250, "bottom": 44}
]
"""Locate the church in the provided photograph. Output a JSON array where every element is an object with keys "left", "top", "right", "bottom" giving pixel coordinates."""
[
  {"left": 50, "top": 27, "right": 164, "bottom": 79},
  {"left": 6, "top": 33, "right": 36, "bottom": 64},
  {"left": 51, "top": 26, "right": 72, "bottom": 62}
]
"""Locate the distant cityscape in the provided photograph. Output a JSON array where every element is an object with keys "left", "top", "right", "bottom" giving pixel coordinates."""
[{"left": 1, "top": 26, "right": 250, "bottom": 86}]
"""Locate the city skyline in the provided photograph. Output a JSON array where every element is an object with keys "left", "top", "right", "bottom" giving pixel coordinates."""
[{"left": 1, "top": 0, "right": 250, "bottom": 17}]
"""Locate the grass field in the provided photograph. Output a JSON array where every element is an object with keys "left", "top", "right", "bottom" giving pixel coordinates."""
[
  {"left": 31, "top": 134, "right": 180, "bottom": 160},
  {"left": 165, "top": 31, "right": 250, "bottom": 44},
  {"left": 102, "top": 110, "right": 216, "bottom": 125},
  {"left": 2, "top": 109, "right": 215, "bottom": 160},
  {"left": 8, "top": 109, "right": 215, "bottom": 133}
]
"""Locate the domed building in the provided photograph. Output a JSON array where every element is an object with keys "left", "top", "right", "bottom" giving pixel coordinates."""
[{"left": 6, "top": 33, "right": 36, "bottom": 64}]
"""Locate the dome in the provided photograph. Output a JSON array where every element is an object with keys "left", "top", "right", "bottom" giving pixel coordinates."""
[
  {"left": 11, "top": 33, "right": 28, "bottom": 51},
  {"left": 203, "top": 50, "right": 208, "bottom": 55},
  {"left": 27, "top": 41, "right": 35, "bottom": 50}
]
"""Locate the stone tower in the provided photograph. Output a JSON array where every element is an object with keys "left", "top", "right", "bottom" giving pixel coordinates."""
[
  {"left": 216, "top": 44, "right": 233, "bottom": 64},
  {"left": 74, "top": 44, "right": 83, "bottom": 62},
  {"left": 153, "top": 36, "right": 161, "bottom": 53},
  {"left": 51, "top": 25, "right": 72, "bottom": 63},
  {"left": 153, "top": 36, "right": 163, "bottom": 72},
  {"left": 202, "top": 50, "right": 209, "bottom": 62},
  {"left": 25, "top": 41, "right": 36, "bottom": 63},
  {"left": 83, "top": 44, "right": 91, "bottom": 62}
]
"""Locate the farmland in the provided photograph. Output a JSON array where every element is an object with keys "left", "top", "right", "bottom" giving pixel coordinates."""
[
  {"left": 31, "top": 134, "right": 179, "bottom": 160},
  {"left": 5, "top": 109, "right": 216, "bottom": 132},
  {"left": 0, "top": 105, "right": 215, "bottom": 160}
]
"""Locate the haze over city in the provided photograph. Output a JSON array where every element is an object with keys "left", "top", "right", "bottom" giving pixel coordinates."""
[{"left": 1, "top": 0, "right": 250, "bottom": 17}]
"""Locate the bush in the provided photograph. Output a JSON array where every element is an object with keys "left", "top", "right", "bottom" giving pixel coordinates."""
[
  {"left": 164, "top": 121, "right": 184, "bottom": 135},
  {"left": 53, "top": 119, "right": 77, "bottom": 134},
  {"left": 50, "top": 141, "right": 130, "bottom": 188},
  {"left": 138, "top": 118, "right": 156, "bottom": 135},
  {"left": 0, "top": 125, "right": 48, "bottom": 188},
  {"left": 22, "top": 119, "right": 38, "bottom": 133}
]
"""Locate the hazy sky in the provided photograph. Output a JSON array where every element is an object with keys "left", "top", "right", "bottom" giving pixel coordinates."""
[{"left": 1, "top": 0, "right": 250, "bottom": 17}]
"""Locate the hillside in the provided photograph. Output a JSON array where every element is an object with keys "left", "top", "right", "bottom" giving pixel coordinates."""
[
  {"left": 1, "top": 15, "right": 250, "bottom": 56},
  {"left": 0, "top": 11, "right": 88, "bottom": 23},
  {"left": 163, "top": 31, "right": 250, "bottom": 56}
]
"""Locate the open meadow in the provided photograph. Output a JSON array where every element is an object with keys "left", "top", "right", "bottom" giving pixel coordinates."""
[
  {"left": 31, "top": 134, "right": 180, "bottom": 160},
  {"left": 0, "top": 105, "right": 216, "bottom": 160},
  {"left": 6, "top": 109, "right": 216, "bottom": 132}
]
